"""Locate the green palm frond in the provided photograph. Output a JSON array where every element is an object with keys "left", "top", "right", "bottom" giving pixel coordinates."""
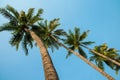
[
  {"left": 25, "top": 32, "right": 33, "bottom": 48},
  {"left": 64, "top": 30, "right": 74, "bottom": 46},
  {"left": 0, "top": 8, "right": 14, "bottom": 20},
  {"left": 78, "top": 47, "right": 87, "bottom": 58},
  {"left": 79, "top": 30, "right": 90, "bottom": 41},
  {"left": 22, "top": 36, "right": 28, "bottom": 55},
  {"left": 90, "top": 56, "right": 97, "bottom": 61},
  {"left": 49, "top": 18, "right": 60, "bottom": 32},
  {"left": 29, "top": 9, "right": 43, "bottom": 24},
  {"left": 22, "top": 33, "right": 33, "bottom": 55},
  {"left": 27, "top": 8, "right": 34, "bottom": 20},
  {"left": 43, "top": 35, "right": 59, "bottom": 52},
  {"left": 0, "top": 8, "right": 18, "bottom": 26},
  {"left": 9, "top": 32, "right": 23, "bottom": 50},
  {"left": 19, "top": 11, "right": 27, "bottom": 23},
  {"left": 74, "top": 27, "right": 80, "bottom": 40},
  {"left": 6, "top": 5, "right": 19, "bottom": 19},
  {"left": 66, "top": 46, "right": 75, "bottom": 59},
  {"left": 97, "top": 61, "right": 104, "bottom": 70},
  {"left": 54, "top": 29, "right": 66, "bottom": 36},
  {"left": 81, "top": 41, "right": 95, "bottom": 45},
  {"left": 105, "top": 61, "right": 115, "bottom": 69},
  {"left": 115, "top": 56, "right": 120, "bottom": 74},
  {"left": 0, "top": 23, "right": 17, "bottom": 32}
]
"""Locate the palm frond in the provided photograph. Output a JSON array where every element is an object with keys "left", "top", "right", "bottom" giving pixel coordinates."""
[
  {"left": 22, "top": 37, "right": 28, "bottom": 55},
  {"left": 0, "top": 23, "right": 17, "bottom": 32},
  {"left": 66, "top": 46, "right": 75, "bottom": 59},
  {"left": 90, "top": 56, "right": 97, "bottom": 61},
  {"left": 105, "top": 61, "right": 115, "bottom": 69},
  {"left": 9, "top": 32, "right": 23, "bottom": 50},
  {"left": 6, "top": 5, "right": 19, "bottom": 19},
  {"left": 49, "top": 18, "right": 60, "bottom": 32},
  {"left": 78, "top": 47, "right": 87, "bottom": 58},
  {"left": 81, "top": 41, "right": 95, "bottom": 45},
  {"left": 0, "top": 8, "right": 13, "bottom": 20},
  {"left": 54, "top": 29, "right": 66, "bottom": 36},
  {"left": 97, "top": 61, "right": 104, "bottom": 70},
  {"left": 74, "top": 27, "right": 80, "bottom": 40},
  {"left": 25, "top": 32, "right": 33, "bottom": 48},
  {"left": 79, "top": 30, "right": 90, "bottom": 41},
  {"left": 29, "top": 9, "right": 43, "bottom": 24},
  {"left": 27, "top": 8, "right": 34, "bottom": 21}
]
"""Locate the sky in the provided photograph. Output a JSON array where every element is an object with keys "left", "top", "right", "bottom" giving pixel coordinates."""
[{"left": 0, "top": 0, "right": 120, "bottom": 80}]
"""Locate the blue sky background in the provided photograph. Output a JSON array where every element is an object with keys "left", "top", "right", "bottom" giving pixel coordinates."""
[{"left": 0, "top": 0, "right": 120, "bottom": 80}]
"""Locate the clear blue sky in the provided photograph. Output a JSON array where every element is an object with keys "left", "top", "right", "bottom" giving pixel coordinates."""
[{"left": 0, "top": 0, "right": 120, "bottom": 80}]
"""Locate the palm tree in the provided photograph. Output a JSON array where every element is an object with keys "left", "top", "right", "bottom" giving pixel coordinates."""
[
  {"left": 0, "top": 5, "right": 59, "bottom": 80},
  {"left": 80, "top": 43, "right": 120, "bottom": 67},
  {"left": 36, "top": 18, "right": 66, "bottom": 52},
  {"left": 37, "top": 20, "right": 114, "bottom": 80},
  {"left": 63, "top": 27, "right": 114, "bottom": 80},
  {"left": 90, "top": 43, "right": 120, "bottom": 74}
]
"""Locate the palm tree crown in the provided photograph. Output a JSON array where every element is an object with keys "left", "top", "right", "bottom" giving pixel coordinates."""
[
  {"left": 0, "top": 5, "right": 43, "bottom": 55},
  {"left": 64, "top": 27, "right": 94, "bottom": 58},
  {"left": 90, "top": 43, "right": 120, "bottom": 74},
  {"left": 37, "top": 18, "right": 66, "bottom": 52}
]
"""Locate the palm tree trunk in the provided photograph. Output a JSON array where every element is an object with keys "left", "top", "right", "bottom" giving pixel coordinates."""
[
  {"left": 80, "top": 44, "right": 120, "bottom": 67},
  {"left": 25, "top": 29, "right": 59, "bottom": 80},
  {"left": 50, "top": 35, "right": 114, "bottom": 80}
]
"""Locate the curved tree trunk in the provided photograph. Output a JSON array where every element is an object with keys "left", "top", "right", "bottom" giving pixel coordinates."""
[
  {"left": 25, "top": 29, "right": 59, "bottom": 80},
  {"left": 50, "top": 35, "right": 114, "bottom": 80},
  {"left": 80, "top": 44, "right": 120, "bottom": 67}
]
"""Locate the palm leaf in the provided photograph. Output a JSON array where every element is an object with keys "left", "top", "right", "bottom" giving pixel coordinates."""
[
  {"left": 0, "top": 23, "right": 17, "bottom": 32},
  {"left": 78, "top": 47, "right": 87, "bottom": 58},
  {"left": 29, "top": 9, "right": 43, "bottom": 24},
  {"left": 81, "top": 41, "right": 94, "bottom": 45},
  {"left": 27, "top": 8, "right": 34, "bottom": 20},
  {"left": 22, "top": 36, "right": 28, "bottom": 55},
  {"left": 74, "top": 27, "right": 80, "bottom": 41},
  {"left": 6, "top": 5, "right": 19, "bottom": 19},
  {"left": 66, "top": 46, "right": 75, "bottom": 59},
  {"left": 0, "top": 8, "right": 17, "bottom": 26},
  {"left": 54, "top": 29, "right": 66, "bottom": 36},
  {"left": 97, "top": 61, "right": 104, "bottom": 70},
  {"left": 9, "top": 32, "right": 23, "bottom": 50},
  {"left": 49, "top": 18, "right": 60, "bottom": 32},
  {"left": 79, "top": 30, "right": 90, "bottom": 41}
]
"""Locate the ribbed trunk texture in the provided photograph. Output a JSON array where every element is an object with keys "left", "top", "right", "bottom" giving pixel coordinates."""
[
  {"left": 26, "top": 29, "right": 59, "bottom": 80},
  {"left": 50, "top": 35, "right": 114, "bottom": 80},
  {"left": 80, "top": 44, "right": 120, "bottom": 67}
]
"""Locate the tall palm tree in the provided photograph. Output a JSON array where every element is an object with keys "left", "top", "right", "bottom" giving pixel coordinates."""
[
  {"left": 63, "top": 27, "right": 114, "bottom": 80},
  {"left": 37, "top": 20, "right": 114, "bottom": 80},
  {"left": 90, "top": 43, "right": 120, "bottom": 74},
  {"left": 80, "top": 43, "right": 120, "bottom": 67},
  {"left": 64, "top": 28, "right": 120, "bottom": 67},
  {"left": 0, "top": 5, "right": 59, "bottom": 80},
  {"left": 36, "top": 18, "right": 66, "bottom": 52}
]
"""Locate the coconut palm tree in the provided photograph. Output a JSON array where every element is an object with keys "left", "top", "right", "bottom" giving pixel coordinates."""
[
  {"left": 35, "top": 18, "right": 66, "bottom": 52},
  {"left": 0, "top": 5, "right": 59, "bottom": 80},
  {"left": 80, "top": 43, "right": 120, "bottom": 67},
  {"left": 37, "top": 21, "right": 114, "bottom": 80},
  {"left": 90, "top": 43, "right": 120, "bottom": 74},
  {"left": 63, "top": 27, "right": 115, "bottom": 80}
]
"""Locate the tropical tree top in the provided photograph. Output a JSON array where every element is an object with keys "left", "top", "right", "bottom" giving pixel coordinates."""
[
  {"left": 90, "top": 43, "right": 120, "bottom": 74},
  {"left": 0, "top": 5, "right": 43, "bottom": 55},
  {"left": 36, "top": 18, "right": 66, "bottom": 52},
  {"left": 64, "top": 27, "right": 94, "bottom": 58}
]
